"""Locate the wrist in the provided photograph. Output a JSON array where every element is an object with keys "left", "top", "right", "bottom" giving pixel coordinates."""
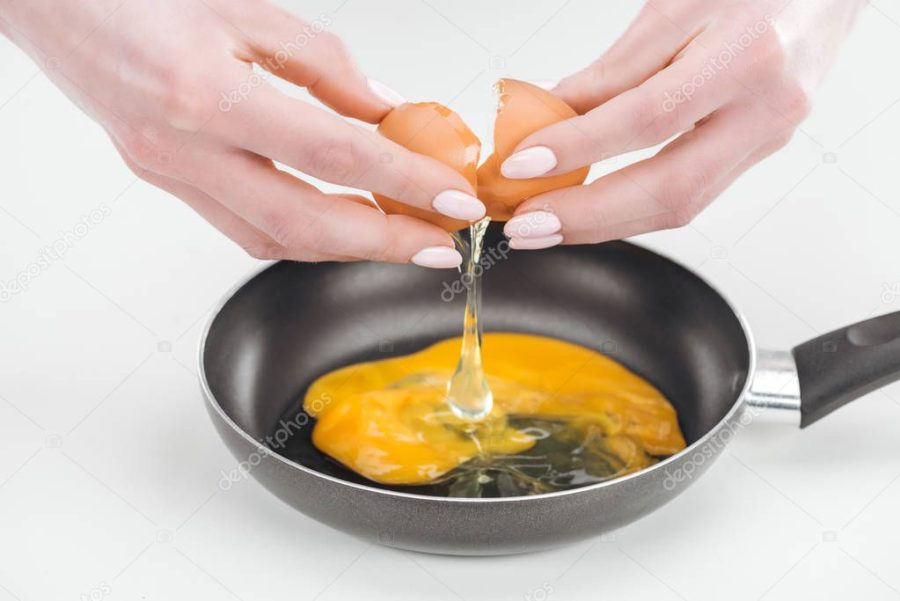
[
  {"left": 0, "top": 0, "right": 50, "bottom": 60},
  {"left": 774, "top": 0, "right": 865, "bottom": 91},
  {"left": 0, "top": 0, "right": 117, "bottom": 61}
]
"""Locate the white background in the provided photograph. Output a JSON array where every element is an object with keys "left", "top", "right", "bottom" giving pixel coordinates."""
[{"left": 2, "top": 1, "right": 900, "bottom": 600}]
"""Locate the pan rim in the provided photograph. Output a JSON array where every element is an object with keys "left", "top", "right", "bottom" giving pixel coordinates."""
[{"left": 197, "top": 243, "right": 757, "bottom": 504}]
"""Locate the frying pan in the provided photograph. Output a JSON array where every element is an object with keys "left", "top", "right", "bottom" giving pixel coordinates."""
[{"left": 199, "top": 223, "right": 900, "bottom": 555}]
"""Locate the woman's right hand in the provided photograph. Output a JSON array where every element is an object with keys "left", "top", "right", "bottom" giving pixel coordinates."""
[{"left": 0, "top": 0, "right": 483, "bottom": 268}]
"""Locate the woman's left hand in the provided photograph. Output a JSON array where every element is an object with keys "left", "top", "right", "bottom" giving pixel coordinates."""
[{"left": 502, "top": 0, "right": 865, "bottom": 248}]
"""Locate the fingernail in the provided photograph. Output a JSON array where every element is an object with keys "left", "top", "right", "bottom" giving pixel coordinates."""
[
  {"left": 367, "top": 78, "right": 407, "bottom": 108},
  {"left": 411, "top": 246, "right": 463, "bottom": 269},
  {"left": 503, "top": 211, "right": 562, "bottom": 238},
  {"left": 509, "top": 234, "right": 564, "bottom": 250},
  {"left": 432, "top": 190, "right": 486, "bottom": 221},
  {"left": 500, "top": 146, "right": 558, "bottom": 179},
  {"left": 526, "top": 79, "right": 559, "bottom": 91}
]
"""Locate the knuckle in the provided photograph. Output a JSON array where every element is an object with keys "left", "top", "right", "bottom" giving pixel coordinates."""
[
  {"left": 707, "top": 4, "right": 784, "bottom": 79},
  {"left": 266, "top": 215, "right": 342, "bottom": 257},
  {"left": 299, "top": 225, "right": 336, "bottom": 254},
  {"left": 770, "top": 128, "right": 796, "bottom": 151},
  {"left": 118, "top": 128, "right": 170, "bottom": 173},
  {"left": 258, "top": 206, "right": 297, "bottom": 247},
  {"left": 364, "top": 218, "right": 406, "bottom": 262},
  {"left": 629, "top": 93, "right": 667, "bottom": 134},
  {"left": 317, "top": 31, "right": 351, "bottom": 63},
  {"left": 582, "top": 58, "right": 607, "bottom": 87},
  {"left": 385, "top": 158, "right": 427, "bottom": 205},
  {"left": 360, "top": 241, "right": 392, "bottom": 262},
  {"left": 313, "top": 224, "right": 356, "bottom": 257},
  {"left": 116, "top": 145, "right": 147, "bottom": 178},
  {"left": 724, "top": 2, "right": 768, "bottom": 30},
  {"left": 306, "top": 139, "right": 369, "bottom": 183},
  {"left": 664, "top": 203, "right": 700, "bottom": 229},
  {"left": 242, "top": 242, "right": 285, "bottom": 261},
  {"left": 777, "top": 82, "right": 813, "bottom": 123},
  {"left": 741, "top": 24, "right": 786, "bottom": 78},
  {"left": 571, "top": 129, "right": 605, "bottom": 165},
  {"left": 583, "top": 198, "right": 610, "bottom": 235},
  {"left": 158, "top": 68, "right": 216, "bottom": 130},
  {"left": 663, "top": 169, "right": 709, "bottom": 209}
]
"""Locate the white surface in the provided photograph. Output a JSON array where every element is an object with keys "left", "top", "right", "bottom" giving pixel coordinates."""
[{"left": 2, "top": 1, "right": 900, "bottom": 600}]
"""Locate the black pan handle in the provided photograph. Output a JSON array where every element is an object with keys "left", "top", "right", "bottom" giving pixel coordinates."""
[{"left": 793, "top": 311, "right": 900, "bottom": 428}]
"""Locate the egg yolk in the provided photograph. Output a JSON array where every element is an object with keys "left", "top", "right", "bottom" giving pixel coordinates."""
[
  {"left": 307, "top": 82, "right": 679, "bottom": 495},
  {"left": 304, "top": 333, "right": 686, "bottom": 487}
]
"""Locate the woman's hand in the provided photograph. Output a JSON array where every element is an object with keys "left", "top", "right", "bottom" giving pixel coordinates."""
[
  {"left": 0, "top": 0, "right": 484, "bottom": 268},
  {"left": 502, "top": 0, "right": 865, "bottom": 249}
]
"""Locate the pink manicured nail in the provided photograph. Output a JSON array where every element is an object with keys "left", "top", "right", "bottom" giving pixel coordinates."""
[
  {"left": 526, "top": 79, "right": 559, "bottom": 91},
  {"left": 411, "top": 246, "right": 463, "bottom": 269},
  {"left": 503, "top": 211, "right": 562, "bottom": 239},
  {"left": 367, "top": 78, "right": 407, "bottom": 107},
  {"left": 509, "top": 235, "right": 564, "bottom": 250},
  {"left": 432, "top": 190, "right": 486, "bottom": 221},
  {"left": 501, "top": 146, "right": 557, "bottom": 179}
]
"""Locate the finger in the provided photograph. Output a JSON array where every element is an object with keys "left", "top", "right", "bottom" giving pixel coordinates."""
[
  {"left": 140, "top": 172, "right": 295, "bottom": 260},
  {"left": 562, "top": 131, "right": 792, "bottom": 245},
  {"left": 110, "top": 138, "right": 300, "bottom": 260},
  {"left": 214, "top": 84, "right": 482, "bottom": 219},
  {"left": 508, "top": 43, "right": 742, "bottom": 178},
  {"left": 687, "top": 128, "right": 796, "bottom": 214},
  {"left": 509, "top": 102, "right": 775, "bottom": 245},
  {"left": 181, "top": 148, "right": 461, "bottom": 267},
  {"left": 238, "top": 2, "right": 401, "bottom": 122},
  {"left": 553, "top": 1, "right": 708, "bottom": 113}
]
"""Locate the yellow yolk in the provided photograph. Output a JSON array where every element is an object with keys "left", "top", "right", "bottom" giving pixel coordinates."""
[{"left": 304, "top": 333, "right": 686, "bottom": 487}]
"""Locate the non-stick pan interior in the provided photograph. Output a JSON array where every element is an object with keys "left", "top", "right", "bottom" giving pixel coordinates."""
[{"left": 203, "top": 225, "right": 751, "bottom": 488}]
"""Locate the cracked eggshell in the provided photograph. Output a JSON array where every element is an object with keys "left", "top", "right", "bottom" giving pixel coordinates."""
[
  {"left": 373, "top": 102, "right": 480, "bottom": 232},
  {"left": 477, "top": 79, "right": 590, "bottom": 221},
  {"left": 373, "top": 80, "right": 588, "bottom": 231}
]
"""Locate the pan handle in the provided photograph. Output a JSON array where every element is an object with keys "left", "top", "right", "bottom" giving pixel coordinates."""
[{"left": 792, "top": 311, "right": 900, "bottom": 428}]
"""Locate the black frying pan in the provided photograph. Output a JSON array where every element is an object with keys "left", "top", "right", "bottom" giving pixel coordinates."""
[{"left": 199, "top": 223, "right": 900, "bottom": 555}]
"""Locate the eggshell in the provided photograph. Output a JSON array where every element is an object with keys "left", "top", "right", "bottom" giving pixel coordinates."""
[
  {"left": 373, "top": 102, "right": 480, "bottom": 232},
  {"left": 477, "top": 79, "right": 590, "bottom": 220},
  {"left": 373, "top": 80, "right": 589, "bottom": 231}
]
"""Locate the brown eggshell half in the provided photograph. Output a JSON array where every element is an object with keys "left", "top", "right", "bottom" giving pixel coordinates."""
[
  {"left": 373, "top": 102, "right": 480, "bottom": 232},
  {"left": 373, "top": 81, "right": 589, "bottom": 231},
  {"left": 477, "top": 79, "right": 590, "bottom": 220}
]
